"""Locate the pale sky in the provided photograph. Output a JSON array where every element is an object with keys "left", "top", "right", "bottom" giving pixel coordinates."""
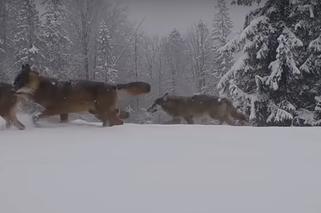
[{"left": 122, "top": 0, "right": 260, "bottom": 36}]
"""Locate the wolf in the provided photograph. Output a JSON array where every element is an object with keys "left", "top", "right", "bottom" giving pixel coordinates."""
[
  {"left": 0, "top": 83, "right": 25, "bottom": 130},
  {"left": 147, "top": 93, "right": 248, "bottom": 125},
  {"left": 14, "top": 64, "right": 150, "bottom": 127}
]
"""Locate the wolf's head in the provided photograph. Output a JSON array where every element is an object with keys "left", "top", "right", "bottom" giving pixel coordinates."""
[
  {"left": 14, "top": 64, "right": 40, "bottom": 95},
  {"left": 147, "top": 93, "right": 169, "bottom": 113}
]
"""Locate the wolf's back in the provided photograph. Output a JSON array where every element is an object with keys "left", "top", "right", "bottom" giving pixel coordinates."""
[{"left": 116, "top": 82, "right": 151, "bottom": 96}]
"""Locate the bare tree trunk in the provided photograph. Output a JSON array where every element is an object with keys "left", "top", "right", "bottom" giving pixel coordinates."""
[
  {"left": 0, "top": 0, "right": 7, "bottom": 79},
  {"left": 158, "top": 51, "right": 162, "bottom": 123},
  {"left": 1, "top": 0, "right": 7, "bottom": 48},
  {"left": 93, "top": 34, "right": 98, "bottom": 80},
  {"left": 134, "top": 35, "right": 139, "bottom": 109},
  {"left": 81, "top": 8, "right": 90, "bottom": 80}
]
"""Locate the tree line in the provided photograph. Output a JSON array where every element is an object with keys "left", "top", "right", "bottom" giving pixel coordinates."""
[
  {"left": 1, "top": 0, "right": 321, "bottom": 126},
  {"left": 0, "top": 0, "right": 233, "bottom": 124}
]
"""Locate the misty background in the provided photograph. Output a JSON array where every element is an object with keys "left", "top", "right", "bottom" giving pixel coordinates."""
[{"left": 124, "top": 0, "right": 254, "bottom": 36}]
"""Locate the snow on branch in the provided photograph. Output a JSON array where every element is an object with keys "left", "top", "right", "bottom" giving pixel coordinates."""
[
  {"left": 297, "top": 4, "right": 315, "bottom": 18},
  {"left": 240, "top": 16, "right": 269, "bottom": 41},
  {"left": 300, "top": 55, "right": 314, "bottom": 74},
  {"left": 29, "top": 45, "right": 39, "bottom": 54},
  {"left": 309, "top": 35, "right": 321, "bottom": 53},
  {"left": 267, "top": 102, "right": 293, "bottom": 124},
  {"left": 267, "top": 60, "right": 283, "bottom": 90},
  {"left": 266, "top": 32, "right": 301, "bottom": 91},
  {"left": 256, "top": 42, "right": 269, "bottom": 59},
  {"left": 229, "top": 80, "right": 252, "bottom": 101},
  {"left": 283, "top": 27, "right": 303, "bottom": 48},
  {"left": 249, "top": 95, "right": 259, "bottom": 120},
  {"left": 279, "top": 100, "right": 296, "bottom": 112},
  {"left": 217, "top": 52, "right": 249, "bottom": 92},
  {"left": 218, "top": 34, "right": 241, "bottom": 53},
  {"left": 315, "top": 96, "right": 321, "bottom": 112}
]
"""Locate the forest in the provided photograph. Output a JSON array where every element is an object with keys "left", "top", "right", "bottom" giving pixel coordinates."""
[{"left": 1, "top": 0, "right": 321, "bottom": 126}]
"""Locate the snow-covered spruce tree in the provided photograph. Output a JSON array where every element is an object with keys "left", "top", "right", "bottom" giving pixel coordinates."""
[
  {"left": 218, "top": 0, "right": 321, "bottom": 126},
  {"left": 41, "top": 0, "right": 71, "bottom": 79},
  {"left": 13, "top": 0, "right": 46, "bottom": 70},
  {"left": 211, "top": 0, "right": 234, "bottom": 96},
  {"left": 187, "top": 20, "right": 213, "bottom": 94},
  {"left": 94, "top": 20, "right": 118, "bottom": 83}
]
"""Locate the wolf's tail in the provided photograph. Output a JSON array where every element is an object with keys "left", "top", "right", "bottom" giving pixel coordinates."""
[{"left": 116, "top": 82, "right": 151, "bottom": 96}]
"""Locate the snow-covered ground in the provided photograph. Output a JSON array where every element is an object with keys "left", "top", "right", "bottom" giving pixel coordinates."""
[{"left": 1, "top": 119, "right": 321, "bottom": 213}]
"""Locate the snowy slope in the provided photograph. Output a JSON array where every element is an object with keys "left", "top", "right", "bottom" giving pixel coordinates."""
[{"left": 0, "top": 120, "right": 321, "bottom": 213}]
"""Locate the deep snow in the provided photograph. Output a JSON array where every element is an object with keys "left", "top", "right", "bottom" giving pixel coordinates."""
[{"left": 0, "top": 119, "right": 321, "bottom": 213}]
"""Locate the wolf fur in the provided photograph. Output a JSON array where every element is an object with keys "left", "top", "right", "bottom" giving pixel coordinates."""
[
  {"left": 148, "top": 93, "right": 248, "bottom": 125},
  {"left": 14, "top": 64, "right": 150, "bottom": 127}
]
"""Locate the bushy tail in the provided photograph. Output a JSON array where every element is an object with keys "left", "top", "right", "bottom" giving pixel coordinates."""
[{"left": 116, "top": 82, "right": 151, "bottom": 96}]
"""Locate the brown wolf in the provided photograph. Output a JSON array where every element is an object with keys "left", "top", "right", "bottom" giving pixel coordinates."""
[
  {"left": 147, "top": 93, "right": 248, "bottom": 125},
  {"left": 14, "top": 64, "right": 150, "bottom": 127},
  {"left": 0, "top": 83, "right": 25, "bottom": 130}
]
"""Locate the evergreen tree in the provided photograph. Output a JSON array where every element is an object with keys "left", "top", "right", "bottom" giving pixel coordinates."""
[
  {"left": 95, "top": 20, "right": 118, "bottom": 83},
  {"left": 13, "top": 0, "right": 45, "bottom": 69},
  {"left": 187, "top": 20, "right": 213, "bottom": 94},
  {"left": 165, "top": 29, "right": 188, "bottom": 94},
  {"left": 41, "top": 0, "right": 71, "bottom": 79},
  {"left": 218, "top": 0, "right": 321, "bottom": 126},
  {"left": 211, "top": 0, "right": 234, "bottom": 96}
]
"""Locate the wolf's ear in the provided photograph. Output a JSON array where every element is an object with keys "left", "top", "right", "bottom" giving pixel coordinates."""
[{"left": 22, "top": 64, "right": 31, "bottom": 72}]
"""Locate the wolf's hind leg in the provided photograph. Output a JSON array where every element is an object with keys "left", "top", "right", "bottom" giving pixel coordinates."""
[
  {"left": 184, "top": 116, "right": 194, "bottom": 124},
  {"left": 95, "top": 110, "right": 123, "bottom": 127},
  {"left": 224, "top": 115, "right": 236, "bottom": 126},
  {"left": 60, "top": 113, "right": 69, "bottom": 123},
  {"left": 12, "top": 118, "right": 25, "bottom": 130},
  {"left": 106, "top": 110, "right": 124, "bottom": 126},
  {"left": 210, "top": 113, "right": 223, "bottom": 125},
  {"left": 2, "top": 116, "right": 12, "bottom": 129},
  {"left": 8, "top": 107, "right": 25, "bottom": 130}
]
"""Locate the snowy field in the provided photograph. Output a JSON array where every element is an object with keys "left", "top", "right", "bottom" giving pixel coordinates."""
[{"left": 1, "top": 119, "right": 321, "bottom": 213}]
